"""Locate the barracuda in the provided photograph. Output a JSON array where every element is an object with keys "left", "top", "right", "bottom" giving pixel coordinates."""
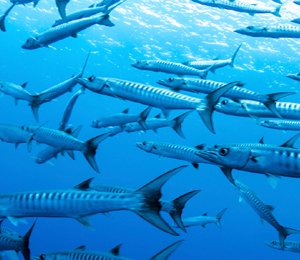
[
  {"left": 0, "top": 123, "right": 34, "bottom": 152},
  {"left": 182, "top": 44, "right": 241, "bottom": 72},
  {"left": 0, "top": 3, "right": 16, "bottom": 32},
  {"left": 172, "top": 208, "right": 227, "bottom": 229},
  {"left": 25, "top": 126, "right": 109, "bottom": 173},
  {"left": 0, "top": 166, "right": 188, "bottom": 236},
  {"left": 192, "top": 0, "right": 281, "bottom": 16},
  {"left": 131, "top": 60, "right": 211, "bottom": 79},
  {"left": 34, "top": 240, "right": 183, "bottom": 260},
  {"left": 254, "top": 118, "right": 300, "bottom": 131},
  {"left": 265, "top": 240, "right": 300, "bottom": 252},
  {"left": 76, "top": 77, "right": 239, "bottom": 134},
  {"left": 89, "top": 183, "right": 200, "bottom": 232},
  {"left": 0, "top": 221, "right": 35, "bottom": 260},
  {"left": 235, "top": 25, "right": 300, "bottom": 38},
  {"left": 158, "top": 78, "right": 294, "bottom": 118},
  {"left": 135, "top": 141, "right": 213, "bottom": 169},
  {"left": 222, "top": 169, "right": 300, "bottom": 250},
  {"left": 21, "top": 13, "right": 114, "bottom": 50},
  {"left": 30, "top": 53, "right": 89, "bottom": 122},
  {"left": 122, "top": 111, "right": 191, "bottom": 138},
  {"left": 215, "top": 99, "right": 300, "bottom": 120},
  {"left": 92, "top": 107, "right": 151, "bottom": 129}
]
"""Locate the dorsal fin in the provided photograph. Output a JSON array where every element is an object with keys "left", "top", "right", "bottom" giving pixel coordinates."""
[
  {"left": 266, "top": 205, "right": 276, "bottom": 212},
  {"left": 195, "top": 144, "right": 205, "bottom": 150},
  {"left": 73, "top": 178, "right": 94, "bottom": 190},
  {"left": 202, "top": 213, "right": 208, "bottom": 216},
  {"left": 21, "top": 82, "right": 28, "bottom": 89},
  {"left": 155, "top": 113, "right": 162, "bottom": 119},
  {"left": 280, "top": 133, "right": 300, "bottom": 148},
  {"left": 74, "top": 245, "right": 86, "bottom": 251},
  {"left": 122, "top": 108, "right": 129, "bottom": 114},
  {"left": 258, "top": 136, "right": 264, "bottom": 144},
  {"left": 109, "top": 244, "right": 122, "bottom": 255}
]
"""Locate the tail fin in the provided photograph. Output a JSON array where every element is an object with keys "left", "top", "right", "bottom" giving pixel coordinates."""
[
  {"left": 138, "top": 106, "right": 152, "bottom": 130},
  {"left": 56, "top": 0, "right": 69, "bottom": 22},
  {"left": 215, "top": 207, "right": 228, "bottom": 228},
  {"left": 84, "top": 133, "right": 111, "bottom": 173},
  {"left": 196, "top": 81, "right": 240, "bottom": 134},
  {"left": 272, "top": 5, "right": 282, "bottom": 17},
  {"left": 98, "top": 14, "right": 114, "bottom": 26},
  {"left": 170, "top": 190, "right": 200, "bottom": 232},
  {"left": 78, "top": 51, "right": 91, "bottom": 78},
  {"left": 0, "top": 3, "right": 16, "bottom": 32},
  {"left": 30, "top": 103, "right": 40, "bottom": 123},
  {"left": 279, "top": 226, "right": 300, "bottom": 250},
  {"left": 135, "top": 165, "right": 188, "bottom": 236},
  {"left": 33, "top": 0, "right": 40, "bottom": 7},
  {"left": 264, "top": 92, "right": 296, "bottom": 118},
  {"left": 172, "top": 111, "right": 192, "bottom": 138},
  {"left": 149, "top": 240, "right": 184, "bottom": 260},
  {"left": 198, "top": 65, "right": 212, "bottom": 79},
  {"left": 229, "top": 43, "right": 242, "bottom": 67},
  {"left": 21, "top": 220, "right": 36, "bottom": 260}
]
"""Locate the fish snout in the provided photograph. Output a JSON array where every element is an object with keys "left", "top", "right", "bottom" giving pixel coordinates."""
[
  {"left": 135, "top": 142, "right": 143, "bottom": 149},
  {"left": 195, "top": 150, "right": 218, "bottom": 161}
]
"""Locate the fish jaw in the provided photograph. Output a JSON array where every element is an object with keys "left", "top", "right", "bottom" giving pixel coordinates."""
[
  {"left": 135, "top": 141, "right": 154, "bottom": 152},
  {"left": 76, "top": 77, "right": 106, "bottom": 93},
  {"left": 21, "top": 37, "right": 40, "bottom": 50},
  {"left": 286, "top": 73, "right": 300, "bottom": 81}
]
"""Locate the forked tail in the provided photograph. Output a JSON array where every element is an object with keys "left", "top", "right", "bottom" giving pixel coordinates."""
[
  {"left": 215, "top": 207, "right": 228, "bottom": 228},
  {"left": 172, "top": 110, "right": 192, "bottom": 138},
  {"left": 149, "top": 240, "right": 184, "bottom": 260},
  {"left": 138, "top": 106, "right": 152, "bottom": 130},
  {"left": 21, "top": 220, "right": 36, "bottom": 260},
  {"left": 229, "top": 43, "right": 242, "bottom": 67},
  {"left": 279, "top": 226, "right": 300, "bottom": 250}
]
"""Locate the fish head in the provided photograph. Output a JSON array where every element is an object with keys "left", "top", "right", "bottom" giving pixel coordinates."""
[
  {"left": 131, "top": 60, "right": 149, "bottom": 69},
  {"left": 157, "top": 77, "right": 185, "bottom": 89},
  {"left": 264, "top": 241, "right": 282, "bottom": 250},
  {"left": 260, "top": 119, "right": 279, "bottom": 128},
  {"left": 37, "top": 253, "right": 56, "bottom": 260},
  {"left": 22, "top": 125, "right": 35, "bottom": 133},
  {"left": 21, "top": 36, "right": 40, "bottom": 50},
  {"left": 214, "top": 99, "right": 242, "bottom": 114},
  {"left": 195, "top": 146, "right": 251, "bottom": 169},
  {"left": 76, "top": 76, "right": 107, "bottom": 93},
  {"left": 52, "top": 19, "right": 62, "bottom": 27},
  {"left": 135, "top": 141, "right": 157, "bottom": 152},
  {"left": 234, "top": 26, "right": 262, "bottom": 36},
  {"left": 91, "top": 119, "right": 101, "bottom": 128}
]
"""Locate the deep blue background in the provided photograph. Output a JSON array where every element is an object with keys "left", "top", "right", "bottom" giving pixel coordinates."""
[{"left": 1, "top": 0, "right": 300, "bottom": 258}]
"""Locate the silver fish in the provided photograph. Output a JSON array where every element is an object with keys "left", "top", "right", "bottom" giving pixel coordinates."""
[
  {"left": 222, "top": 169, "right": 300, "bottom": 250},
  {"left": 182, "top": 44, "right": 241, "bottom": 72},
  {"left": 158, "top": 78, "right": 294, "bottom": 118},
  {"left": 215, "top": 99, "right": 300, "bottom": 120},
  {"left": 35, "top": 240, "right": 183, "bottom": 260},
  {"left": 76, "top": 76, "right": 239, "bottom": 134},
  {"left": 0, "top": 3, "right": 16, "bottom": 32},
  {"left": 30, "top": 52, "right": 89, "bottom": 122},
  {"left": 172, "top": 208, "right": 227, "bottom": 229},
  {"left": 265, "top": 240, "right": 300, "bottom": 253},
  {"left": 0, "top": 221, "right": 35, "bottom": 260},
  {"left": 122, "top": 111, "right": 191, "bottom": 138},
  {"left": 235, "top": 25, "right": 300, "bottom": 39},
  {"left": 21, "top": 14, "right": 114, "bottom": 49},
  {"left": 89, "top": 183, "right": 200, "bottom": 232},
  {"left": 92, "top": 107, "right": 151, "bottom": 129},
  {"left": 0, "top": 166, "right": 188, "bottom": 236},
  {"left": 192, "top": 0, "right": 281, "bottom": 16},
  {"left": 131, "top": 60, "right": 211, "bottom": 79},
  {"left": 25, "top": 126, "right": 109, "bottom": 173},
  {"left": 135, "top": 141, "right": 212, "bottom": 168},
  {"left": 286, "top": 72, "right": 300, "bottom": 82},
  {"left": 253, "top": 117, "right": 300, "bottom": 131}
]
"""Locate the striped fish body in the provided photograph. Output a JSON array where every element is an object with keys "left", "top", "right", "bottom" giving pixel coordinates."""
[
  {"left": 265, "top": 240, "right": 300, "bottom": 252},
  {"left": 123, "top": 118, "right": 174, "bottom": 132},
  {"left": 235, "top": 26, "right": 300, "bottom": 39},
  {"left": 0, "top": 232, "right": 26, "bottom": 252},
  {"left": 22, "top": 14, "right": 113, "bottom": 49},
  {"left": 215, "top": 100, "right": 300, "bottom": 119},
  {"left": 0, "top": 124, "right": 32, "bottom": 144},
  {"left": 259, "top": 119, "right": 300, "bottom": 131},
  {"left": 183, "top": 59, "right": 231, "bottom": 70},
  {"left": 131, "top": 60, "right": 205, "bottom": 78},
  {"left": 93, "top": 113, "right": 141, "bottom": 128},
  {"left": 193, "top": 0, "right": 279, "bottom": 15},
  {"left": 52, "top": 6, "right": 107, "bottom": 27},
  {"left": 80, "top": 77, "right": 201, "bottom": 110},
  {"left": 0, "top": 81, "right": 35, "bottom": 103},
  {"left": 136, "top": 141, "right": 212, "bottom": 164},
  {"left": 25, "top": 126, "right": 87, "bottom": 152},
  {"left": 0, "top": 189, "right": 141, "bottom": 218},
  {"left": 176, "top": 215, "right": 217, "bottom": 227}
]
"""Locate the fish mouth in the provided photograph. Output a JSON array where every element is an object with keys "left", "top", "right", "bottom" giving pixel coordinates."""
[
  {"left": 76, "top": 78, "right": 88, "bottom": 85},
  {"left": 234, "top": 29, "right": 244, "bottom": 34},
  {"left": 131, "top": 63, "right": 137, "bottom": 68},
  {"left": 286, "top": 74, "right": 298, "bottom": 80},
  {"left": 157, "top": 80, "right": 166, "bottom": 85},
  {"left": 195, "top": 150, "right": 219, "bottom": 162},
  {"left": 135, "top": 142, "right": 143, "bottom": 149}
]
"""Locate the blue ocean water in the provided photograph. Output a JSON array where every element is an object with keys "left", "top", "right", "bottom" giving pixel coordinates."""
[{"left": 1, "top": 0, "right": 300, "bottom": 259}]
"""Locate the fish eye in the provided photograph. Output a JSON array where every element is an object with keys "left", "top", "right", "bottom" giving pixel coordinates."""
[
  {"left": 219, "top": 148, "right": 229, "bottom": 156},
  {"left": 183, "top": 82, "right": 186, "bottom": 85},
  {"left": 39, "top": 254, "right": 46, "bottom": 260},
  {"left": 88, "top": 76, "right": 95, "bottom": 82},
  {"left": 142, "top": 141, "right": 146, "bottom": 145},
  {"left": 264, "top": 120, "right": 269, "bottom": 123},
  {"left": 247, "top": 26, "right": 253, "bottom": 30},
  {"left": 137, "top": 61, "right": 140, "bottom": 64},
  {"left": 168, "top": 78, "right": 173, "bottom": 82},
  {"left": 214, "top": 145, "right": 219, "bottom": 148},
  {"left": 272, "top": 241, "right": 276, "bottom": 245},
  {"left": 221, "top": 100, "right": 228, "bottom": 105}
]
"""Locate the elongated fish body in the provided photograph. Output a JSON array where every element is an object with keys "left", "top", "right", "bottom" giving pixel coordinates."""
[
  {"left": 131, "top": 60, "right": 208, "bottom": 78},
  {"left": 235, "top": 25, "right": 300, "bottom": 38},
  {"left": 256, "top": 119, "right": 300, "bottom": 131},
  {"left": 22, "top": 14, "right": 114, "bottom": 49},
  {"left": 52, "top": 6, "right": 107, "bottom": 27},
  {"left": 223, "top": 171, "right": 300, "bottom": 249},
  {"left": 92, "top": 107, "right": 151, "bottom": 129},
  {"left": 192, "top": 0, "right": 281, "bottom": 16},
  {"left": 77, "top": 77, "right": 239, "bottom": 134},
  {"left": 0, "top": 81, "right": 35, "bottom": 103},
  {"left": 0, "top": 167, "right": 187, "bottom": 236},
  {"left": 286, "top": 72, "right": 300, "bottom": 82},
  {"left": 265, "top": 240, "right": 300, "bottom": 252},
  {"left": 135, "top": 141, "right": 213, "bottom": 167},
  {"left": 215, "top": 99, "right": 300, "bottom": 120},
  {"left": 0, "top": 124, "right": 32, "bottom": 145}
]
